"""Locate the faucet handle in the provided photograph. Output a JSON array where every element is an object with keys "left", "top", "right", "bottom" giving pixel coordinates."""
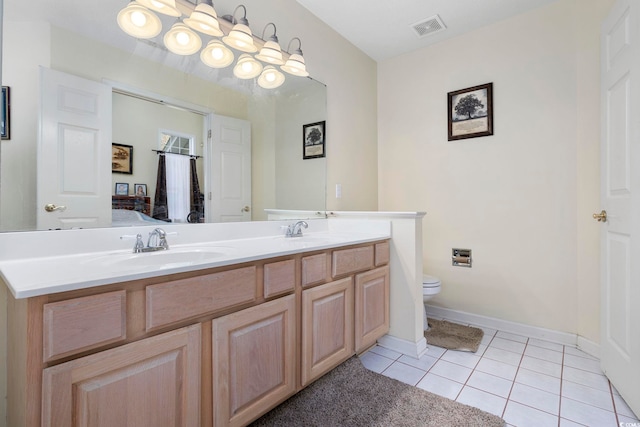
[{"left": 120, "top": 233, "right": 144, "bottom": 253}]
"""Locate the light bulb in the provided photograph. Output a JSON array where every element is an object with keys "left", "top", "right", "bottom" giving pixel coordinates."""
[
  {"left": 176, "top": 31, "right": 190, "bottom": 46},
  {"left": 211, "top": 47, "right": 224, "bottom": 60},
  {"left": 265, "top": 72, "right": 276, "bottom": 82},
  {"left": 131, "top": 10, "right": 147, "bottom": 27},
  {"left": 242, "top": 61, "right": 254, "bottom": 72}
]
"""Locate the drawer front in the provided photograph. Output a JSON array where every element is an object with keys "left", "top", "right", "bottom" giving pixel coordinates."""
[
  {"left": 43, "top": 290, "right": 126, "bottom": 362},
  {"left": 332, "top": 246, "right": 374, "bottom": 278},
  {"left": 301, "top": 253, "right": 327, "bottom": 287},
  {"left": 375, "top": 241, "right": 390, "bottom": 266},
  {"left": 146, "top": 266, "right": 257, "bottom": 330},
  {"left": 263, "top": 259, "right": 295, "bottom": 298}
]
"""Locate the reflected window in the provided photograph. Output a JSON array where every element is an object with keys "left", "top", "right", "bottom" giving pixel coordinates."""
[{"left": 160, "top": 129, "right": 194, "bottom": 155}]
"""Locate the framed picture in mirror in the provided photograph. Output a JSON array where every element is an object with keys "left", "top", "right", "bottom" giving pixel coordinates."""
[
  {"left": 303, "top": 121, "right": 326, "bottom": 160},
  {"left": 134, "top": 183, "right": 147, "bottom": 196},
  {"left": 115, "top": 182, "right": 129, "bottom": 196},
  {"left": 112, "top": 143, "right": 133, "bottom": 174},
  {"left": 1, "top": 86, "right": 10, "bottom": 140}
]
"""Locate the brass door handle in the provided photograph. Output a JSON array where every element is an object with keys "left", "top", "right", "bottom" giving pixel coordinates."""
[
  {"left": 593, "top": 210, "right": 607, "bottom": 222},
  {"left": 241, "top": 206, "right": 250, "bottom": 212},
  {"left": 44, "top": 203, "right": 67, "bottom": 213}
]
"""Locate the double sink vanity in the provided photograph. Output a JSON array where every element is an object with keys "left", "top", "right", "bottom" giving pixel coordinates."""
[{"left": 0, "top": 219, "right": 391, "bottom": 426}]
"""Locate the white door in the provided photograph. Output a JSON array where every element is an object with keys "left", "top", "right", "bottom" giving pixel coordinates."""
[
  {"left": 600, "top": 0, "right": 640, "bottom": 417},
  {"left": 207, "top": 114, "right": 251, "bottom": 222},
  {"left": 37, "top": 67, "right": 112, "bottom": 230}
]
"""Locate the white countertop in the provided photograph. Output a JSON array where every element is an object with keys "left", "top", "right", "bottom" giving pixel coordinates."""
[{"left": 0, "top": 219, "right": 390, "bottom": 299}]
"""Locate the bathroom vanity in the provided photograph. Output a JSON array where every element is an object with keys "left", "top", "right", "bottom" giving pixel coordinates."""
[{"left": 0, "top": 220, "right": 390, "bottom": 427}]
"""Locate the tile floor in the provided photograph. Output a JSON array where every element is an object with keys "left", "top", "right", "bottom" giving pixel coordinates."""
[{"left": 360, "top": 321, "right": 640, "bottom": 427}]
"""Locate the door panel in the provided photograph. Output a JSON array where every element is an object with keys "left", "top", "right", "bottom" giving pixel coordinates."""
[
  {"left": 209, "top": 115, "right": 251, "bottom": 223},
  {"left": 600, "top": 0, "right": 640, "bottom": 417},
  {"left": 37, "top": 67, "right": 112, "bottom": 230}
]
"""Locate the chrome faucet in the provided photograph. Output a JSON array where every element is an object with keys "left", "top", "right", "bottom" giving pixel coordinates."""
[
  {"left": 286, "top": 221, "right": 308, "bottom": 238},
  {"left": 122, "top": 228, "right": 171, "bottom": 253},
  {"left": 146, "top": 228, "right": 169, "bottom": 251}
]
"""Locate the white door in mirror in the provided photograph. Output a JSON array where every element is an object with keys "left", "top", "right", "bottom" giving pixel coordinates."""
[
  {"left": 37, "top": 68, "right": 112, "bottom": 230},
  {"left": 208, "top": 114, "right": 252, "bottom": 222}
]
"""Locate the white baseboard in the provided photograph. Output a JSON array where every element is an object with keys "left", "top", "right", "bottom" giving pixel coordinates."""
[
  {"left": 377, "top": 334, "right": 428, "bottom": 359},
  {"left": 425, "top": 305, "right": 601, "bottom": 359},
  {"left": 577, "top": 335, "right": 600, "bottom": 359}
]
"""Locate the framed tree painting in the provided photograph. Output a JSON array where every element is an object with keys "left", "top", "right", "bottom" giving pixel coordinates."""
[
  {"left": 303, "top": 121, "right": 326, "bottom": 159},
  {"left": 447, "top": 83, "right": 493, "bottom": 141}
]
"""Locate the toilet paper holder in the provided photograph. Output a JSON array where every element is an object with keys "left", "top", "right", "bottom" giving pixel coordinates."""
[{"left": 452, "top": 248, "right": 472, "bottom": 267}]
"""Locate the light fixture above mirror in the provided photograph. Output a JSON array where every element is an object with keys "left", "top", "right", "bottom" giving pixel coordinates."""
[{"left": 116, "top": 1, "right": 309, "bottom": 88}]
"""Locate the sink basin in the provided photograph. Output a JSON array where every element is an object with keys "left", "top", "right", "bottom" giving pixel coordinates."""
[{"left": 84, "top": 246, "right": 232, "bottom": 270}]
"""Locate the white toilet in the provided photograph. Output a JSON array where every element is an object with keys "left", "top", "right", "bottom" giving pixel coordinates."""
[{"left": 422, "top": 274, "right": 442, "bottom": 331}]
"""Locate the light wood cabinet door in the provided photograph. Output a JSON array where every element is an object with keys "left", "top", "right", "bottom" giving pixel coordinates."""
[
  {"left": 41, "top": 324, "right": 201, "bottom": 427},
  {"left": 355, "top": 266, "right": 390, "bottom": 353},
  {"left": 212, "top": 294, "right": 296, "bottom": 427},
  {"left": 301, "top": 277, "right": 354, "bottom": 386}
]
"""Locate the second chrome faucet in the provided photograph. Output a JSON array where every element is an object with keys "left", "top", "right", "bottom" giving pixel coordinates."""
[
  {"left": 285, "top": 221, "right": 308, "bottom": 238},
  {"left": 126, "top": 228, "right": 170, "bottom": 253}
]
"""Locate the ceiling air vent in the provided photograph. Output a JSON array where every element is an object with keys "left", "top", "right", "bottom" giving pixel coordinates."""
[{"left": 411, "top": 15, "right": 446, "bottom": 38}]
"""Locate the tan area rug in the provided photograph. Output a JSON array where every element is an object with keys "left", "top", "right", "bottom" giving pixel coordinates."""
[
  {"left": 425, "top": 319, "right": 484, "bottom": 352},
  {"left": 250, "top": 356, "right": 504, "bottom": 427}
]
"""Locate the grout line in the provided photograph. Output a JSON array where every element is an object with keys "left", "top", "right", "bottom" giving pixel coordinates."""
[
  {"left": 557, "top": 345, "right": 565, "bottom": 427},
  {"left": 609, "top": 379, "right": 620, "bottom": 426},
  {"left": 500, "top": 336, "right": 528, "bottom": 420}
]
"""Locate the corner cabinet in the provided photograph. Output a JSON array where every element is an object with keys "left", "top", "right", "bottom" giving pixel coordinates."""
[{"left": 6, "top": 239, "right": 389, "bottom": 427}]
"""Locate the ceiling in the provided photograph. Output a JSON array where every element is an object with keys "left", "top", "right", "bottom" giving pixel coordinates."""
[
  {"left": 4, "top": 0, "right": 560, "bottom": 66},
  {"left": 296, "top": 0, "right": 560, "bottom": 61}
]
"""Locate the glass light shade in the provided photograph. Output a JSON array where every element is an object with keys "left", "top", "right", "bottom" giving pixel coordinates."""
[
  {"left": 164, "top": 23, "right": 202, "bottom": 55},
  {"left": 200, "top": 40, "right": 234, "bottom": 68},
  {"left": 137, "top": 0, "right": 181, "bottom": 17},
  {"left": 258, "top": 66, "right": 285, "bottom": 89},
  {"left": 281, "top": 53, "right": 309, "bottom": 77},
  {"left": 117, "top": 2, "right": 162, "bottom": 39},
  {"left": 222, "top": 24, "right": 258, "bottom": 53},
  {"left": 233, "top": 54, "right": 263, "bottom": 79},
  {"left": 255, "top": 40, "right": 284, "bottom": 65},
  {"left": 183, "top": 3, "right": 223, "bottom": 37}
]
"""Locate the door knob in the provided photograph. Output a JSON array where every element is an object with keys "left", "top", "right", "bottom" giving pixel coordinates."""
[
  {"left": 241, "top": 206, "right": 250, "bottom": 212},
  {"left": 592, "top": 210, "right": 607, "bottom": 222},
  {"left": 44, "top": 203, "right": 67, "bottom": 213}
]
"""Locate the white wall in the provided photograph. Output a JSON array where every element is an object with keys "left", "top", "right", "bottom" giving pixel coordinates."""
[
  {"left": 0, "top": 22, "right": 50, "bottom": 231},
  {"left": 378, "top": 0, "right": 613, "bottom": 343},
  {"left": 275, "top": 82, "right": 326, "bottom": 211},
  {"left": 112, "top": 93, "right": 205, "bottom": 211}
]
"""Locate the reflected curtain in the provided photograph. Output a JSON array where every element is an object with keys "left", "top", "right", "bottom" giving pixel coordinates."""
[
  {"left": 190, "top": 157, "right": 202, "bottom": 216},
  {"left": 165, "top": 153, "right": 190, "bottom": 222},
  {"left": 152, "top": 154, "right": 168, "bottom": 221}
]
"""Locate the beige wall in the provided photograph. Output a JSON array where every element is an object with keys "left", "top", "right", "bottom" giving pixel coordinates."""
[
  {"left": 112, "top": 93, "right": 205, "bottom": 208},
  {"left": 378, "top": 0, "right": 613, "bottom": 343}
]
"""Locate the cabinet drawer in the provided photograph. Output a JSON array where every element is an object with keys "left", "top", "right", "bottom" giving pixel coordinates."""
[
  {"left": 332, "top": 245, "right": 374, "bottom": 278},
  {"left": 43, "top": 290, "right": 126, "bottom": 362},
  {"left": 146, "top": 266, "right": 257, "bottom": 330},
  {"left": 301, "top": 253, "right": 327, "bottom": 287},
  {"left": 264, "top": 259, "right": 295, "bottom": 298},
  {"left": 375, "top": 241, "right": 390, "bottom": 266}
]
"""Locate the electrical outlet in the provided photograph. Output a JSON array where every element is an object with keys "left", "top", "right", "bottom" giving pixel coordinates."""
[{"left": 336, "top": 184, "right": 342, "bottom": 199}]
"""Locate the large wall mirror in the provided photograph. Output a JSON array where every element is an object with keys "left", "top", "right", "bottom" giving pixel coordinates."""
[{"left": 1, "top": 0, "right": 327, "bottom": 232}]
